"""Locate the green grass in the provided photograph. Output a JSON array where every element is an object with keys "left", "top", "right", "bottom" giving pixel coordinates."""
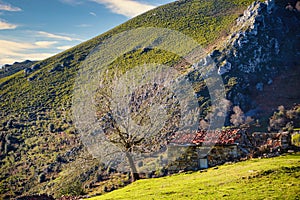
[{"left": 88, "top": 153, "right": 300, "bottom": 200}]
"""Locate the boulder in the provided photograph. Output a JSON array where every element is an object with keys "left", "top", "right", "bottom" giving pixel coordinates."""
[{"left": 218, "top": 61, "right": 232, "bottom": 75}]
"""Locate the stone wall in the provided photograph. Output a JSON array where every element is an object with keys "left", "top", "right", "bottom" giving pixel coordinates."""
[
  {"left": 203, "top": 145, "right": 238, "bottom": 167},
  {"left": 167, "top": 145, "right": 198, "bottom": 173},
  {"left": 250, "top": 132, "right": 291, "bottom": 156},
  {"left": 167, "top": 144, "right": 239, "bottom": 173}
]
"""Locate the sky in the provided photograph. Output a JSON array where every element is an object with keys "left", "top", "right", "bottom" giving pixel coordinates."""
[{"left": 0, "top": 0, "right": 174, "bottom": 66}]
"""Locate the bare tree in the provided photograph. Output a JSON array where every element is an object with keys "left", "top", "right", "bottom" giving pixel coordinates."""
[
  {"left": 199, "top": 119, "right": 209, "bottom": 130},
  {"left": 230, "top": 106, "right": 253, "bottom": 127},
  {"left": 230, "top": 106, "right": 244, "bottom": 127},
  {"left": 199, "top": 98, "right": 231, "bottom": 130},
  {"left": 94, "top": 65, "right": 198, "bottom": 181},
  {"left": 268, "top": 105, "right": 300, "bottom": 132}
]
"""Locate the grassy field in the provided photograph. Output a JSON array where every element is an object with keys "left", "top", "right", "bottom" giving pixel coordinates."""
[{"left": 88, "top": 153, "right": 300, "bottom": 200}]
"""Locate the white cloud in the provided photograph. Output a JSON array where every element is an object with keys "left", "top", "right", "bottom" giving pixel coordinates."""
[
  {"left": 57, "top": 45, "right": 72, "bottom": 50},
  {"left": 60, "top": 0, "right": 86, "bottom": 6},
  {"left": 0, "top": 39, "right": 57, "bottom": 65},
  {"left": 0, "top": 19, "right": 17, "bottom": 30},
  {"left": 89, "top": 11, "right": 96, "bottom": 16},
  {"left": 35, "top": 41, "right": 58, "bottom": 48},
  {"left": 37, "top": 31, "right": 82, "bottom": 41},
  {"left": 0, "top": 31, "right": 82, "bottom": 65},
  {"left": 59, "top": 0, "right": 83, "bottom": 5},
  {"left": 0, "top": 53, "right": 54, "bottom": 66},
  {"left": 0, "top": 1, "right": 22, "bottom": 12},
  {"left": 75, "top": 23, "right": 92, "bottom": 28},
  {"left": 0, "top": 40, "right": 57, "bottom": 55},
  {"left": 91, "top": 0, "right": 155, "bottom": 18}
]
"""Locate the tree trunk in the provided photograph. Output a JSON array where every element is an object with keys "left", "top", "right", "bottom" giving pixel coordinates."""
[{"left": 125, "top": 151, "right": 139, "bottom": 181}]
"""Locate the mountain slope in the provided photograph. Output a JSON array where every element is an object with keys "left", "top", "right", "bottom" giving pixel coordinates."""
[
  {"left": 208, "top": 0, "right": 300, "bottom": 124},
  {"left": 0, "top": 0, "right": 299, "bottom": 199},
  {"left": 0, "top": 60, "right": 36, "bottom": 79}
]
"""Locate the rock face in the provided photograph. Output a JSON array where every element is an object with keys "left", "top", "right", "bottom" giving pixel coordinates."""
[{"left": 209, "top": 0, "right": 300, "bottom": 115}]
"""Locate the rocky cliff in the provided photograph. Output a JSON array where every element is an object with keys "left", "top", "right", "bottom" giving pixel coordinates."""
[{"left": 211, "top": 0, "right": 300, "bottom": 119}]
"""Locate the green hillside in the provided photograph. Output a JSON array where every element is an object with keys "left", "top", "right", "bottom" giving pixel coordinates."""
[
  {"left": 0, "top": 0, "right": 298, "bottom": 199},
  {"left": 0, "top": 0, "right": 259, "bottom": 113},
  {"left": 0, "top": 0, "right": 262, "bottom": 121},
  {"left": 88, "top": 153, "right": 300, "bottom": 200}
]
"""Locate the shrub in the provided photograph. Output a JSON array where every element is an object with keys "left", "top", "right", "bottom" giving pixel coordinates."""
[
  {"left": 38, "top": 173, "right": 46, "bottom": 183},
  {"left": 292, "top": 133, "right": 300, "bottom": 147},
  {"left": 137, "top": 161, "right": 143, "bottom": 167},
  {"left": 58, "top": 180, "right": 85, "bottom": 196},
  {"left": 6, "top": 120, "right": 13, "bottom": 129},
  {"left": 4, "top": 143, "right": 13, "bottom": 155},
  {"left": 48, "top": 123, "right": 55, "bottom": 133}
]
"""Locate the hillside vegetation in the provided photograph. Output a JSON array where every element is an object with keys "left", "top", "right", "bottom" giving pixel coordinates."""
[
  {"left": 0, "top": 0, "right": 298, "bottom": 199},
  {"left": 88, "top": 153, "right": 300, "bottom": 200}
]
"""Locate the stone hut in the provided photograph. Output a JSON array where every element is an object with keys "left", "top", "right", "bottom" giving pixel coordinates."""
[
  {"left": 167, "top": 129, "right": 244, "bottom": 173},
  {"left": 167, "top": 130, "right": 292, "bottom": 173}
]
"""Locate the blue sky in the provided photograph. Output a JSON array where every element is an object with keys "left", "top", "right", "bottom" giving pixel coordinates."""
[{"left": 0, "top": 0, "right": 174, "bottom": 66}]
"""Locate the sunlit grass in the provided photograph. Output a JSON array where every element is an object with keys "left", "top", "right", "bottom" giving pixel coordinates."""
[{"left": 88, "top": 153, "right": 300, "bottom": 200}]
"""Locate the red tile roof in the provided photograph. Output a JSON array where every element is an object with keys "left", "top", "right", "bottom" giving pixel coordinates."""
[{"left": 171, "top": 129, "right": 241, "bottom": 145}]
